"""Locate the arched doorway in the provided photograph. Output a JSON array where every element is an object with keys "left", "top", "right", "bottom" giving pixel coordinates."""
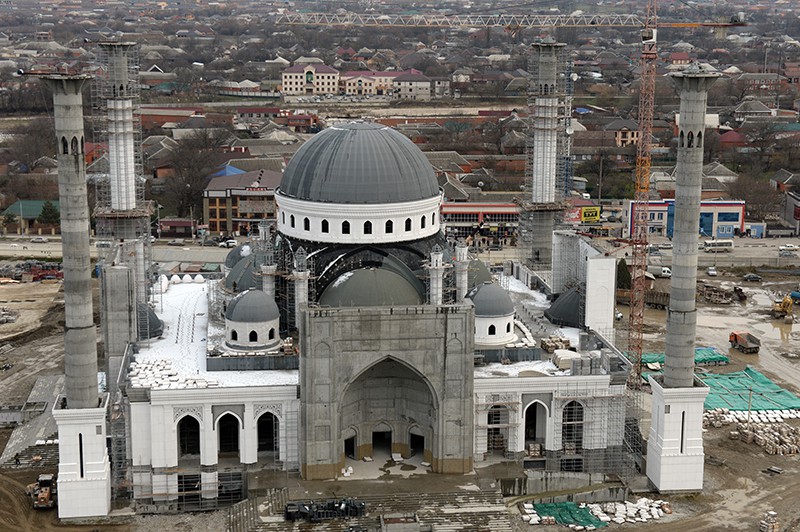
[
  {"left": 487, "top": 405, "right": 509, "bottom": 454},
  {"left": 178, "top": 416, "right": 200, "bottom": 457},
  {"left": 257, "top": 412, "right": 279, "bottom": 456},
  {"left": 562, "top": 401, "right": 584, "bottom": 454},
  {"left": 218, "top": 413, "right": 240, "bottom": 460},
  {"left": 341, "top": 358, "right": 436, "bottom": 461},
  {"left": 524, "top": 402, "right": 548, "bottom": 445}
]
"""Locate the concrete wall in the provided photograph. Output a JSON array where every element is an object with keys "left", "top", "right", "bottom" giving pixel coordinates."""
[
  {"left": 299, "top": 304, "right": 475, "bottom": 479},
  {"left": 584, "top": 256, "right": 616, "bottom": 337}
]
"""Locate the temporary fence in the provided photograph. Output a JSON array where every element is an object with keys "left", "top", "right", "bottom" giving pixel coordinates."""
[{"left": 701, "top": 368, "right": 800, "bottom": 412}]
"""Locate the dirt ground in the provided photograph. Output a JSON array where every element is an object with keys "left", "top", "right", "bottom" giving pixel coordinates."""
[{"left": 1, "top": 271, "right": 799, "bottom": 530}]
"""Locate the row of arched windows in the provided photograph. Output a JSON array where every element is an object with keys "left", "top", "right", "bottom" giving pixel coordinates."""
[
  {"left": 282, "top": 212, "right": 437, "bottom": 235},
  {"left": 679, "top": 130, "right": 703, "bottom": 149},
  {"left": 230, "top": 328, "right": 276, "bottom": 342},
  {"left": 487, "top": 323, "right": 513, "bottom": 336},
  {"left": 61, "top": 135, "right": 84, "bottom": 156}
]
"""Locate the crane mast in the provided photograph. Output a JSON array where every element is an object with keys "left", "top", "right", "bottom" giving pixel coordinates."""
[{"left": 628, "top": 0, "right": 658, "bottom": 387}]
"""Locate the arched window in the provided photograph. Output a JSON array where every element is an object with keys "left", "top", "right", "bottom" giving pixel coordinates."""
[
  {"left": 249, "top": 330, "right": 258, "bottom": 342},
  {"left": 562, "top": 401, "right": 584, "bottom": 449},
  {"left": 281, "top": 212, "right": 285, "bottom": 224},
  {"left": 421, "top": 215, "right": 426, "bottom": 229},
  {"left": 61, "top": 137, "right": 68, "bottom": 155},
  {"left": 405, "top": 218, "right": 412, "bottom": 232},
  {"left": 687, "top": 131, "right": 694, "bottom": 148},
  {"left": 432, "top": 212, "right": 436, "bottom": 225},
  {"left": 71, "top": 137, "right": 78, "bottom": 155},
  {"left": 321, "top": 219, "right": 329, "bottom": 233},
  {"left": 303, "top": 217, "right": 310, "bottom": 231},
  {"left": 290, "top": 215, "right": 295, "bottom": 228},
  {"left": 268, "top": 328, "right": 275, "bottom": 340},
  {"left": 697, "top": 131, "right": 702, "bottom": 148},
  {"left": 364, "top": 221, "right": 372, "bottom": 234},
  {"left": 506, "top": 322, "right": 511, "bottom": 333},
  {"left": 231, "top": 330, "right": 238, "bottom": 341},
  {"left": 385, "top": 220, "right": 393, "bottom": 233},
  {"left": 679, "top": 131, "right": 685, "bottom": 148},
  {"left": 342, "top": 220, "right": 350, "bottom": 234},
  {"left": 488, "top": 324, "right": 496, "bottom": 335},
  {"left": 178, "top": 416, "right": 200, "bottom": 456}
]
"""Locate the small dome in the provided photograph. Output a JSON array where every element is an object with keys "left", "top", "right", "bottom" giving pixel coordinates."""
[
  {"left": 467, "top": 281, "right": 514, "bottom": 317},
  {"left": 319, "top": 267, "right": 424, "bottom": 307},
  {"left": 279, "top": 122, "right": 440, "bottom": 204},
  {"left": 224, "top": 242, "right": 253, "bottom": 270},
  {"left": 224, "top": 255, "right": 258, "bottom": 293},
  {"left": 225, "top": 289, "right": 279, "bottom": 323},
  {"left": 468, "top": 259, "right": 492, "bottom": 288}
]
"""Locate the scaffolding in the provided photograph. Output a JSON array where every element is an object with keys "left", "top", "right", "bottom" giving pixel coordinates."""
[{"left": 518, "top": 40, "right": 574, "bottom": 270}]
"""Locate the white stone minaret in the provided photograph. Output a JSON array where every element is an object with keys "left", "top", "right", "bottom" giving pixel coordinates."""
[
  {"left": 428, "top": 245, "right": 445, "bottom": 305},
  {"left": 293, "top": 247, "right": 310, "bottom": 329},
  {"left": 454, "top": 240, "right": 470, "bottom": 301},
  {"left": 44, "top": 74, "right": 111, "bottom": 519},
  {"left": 647, "top": 63, "right": 719, "bottom": 492}
]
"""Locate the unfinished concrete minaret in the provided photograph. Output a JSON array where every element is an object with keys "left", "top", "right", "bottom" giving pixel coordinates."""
[
  {"left": 46, "top": 74, "right": 112, "bottom": 518},
  {"left": 46, "top": 75, "right": 98, "bottom": 409},
  {"left": 647, "top": 63, "right": 719, "bottom": 493},
  {"left": 519, "top": 40, "right": 574, "bottom": 270}
]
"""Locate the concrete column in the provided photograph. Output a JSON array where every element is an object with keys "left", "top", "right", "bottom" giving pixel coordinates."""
[
  {"left": 101, "top": 266, "right": 136, "bottom": 392},
  {"left": 260, "top": 264, "right": 277, "bottom": 300},
  {"left": 454, "top": 240, "right": 469, "bottom": 300},
  {"left": 242, "top": 403, "right": 256, "bottom": 464},
  {"left": 43, "top": 75, "right": 97, "bottom": 410},
  {"left": 201, "top": 404, "right": 216, "bottom": 466},
  {"left": 428, "top": 246, "right": 445, "bottom": 305},
  {"left": 664, "top": 65, "right": 720, "bottom": 389}
]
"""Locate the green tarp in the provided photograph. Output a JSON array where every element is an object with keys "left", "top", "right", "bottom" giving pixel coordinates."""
[
  {"left": 641, "top": 347, "right": 728, "bottom": 366},
  {"left": 534, "top": 502, "right": 607, "bottom": 528},
  {"left": 701, "top": 367, "right": 800, "bottom": 411}
]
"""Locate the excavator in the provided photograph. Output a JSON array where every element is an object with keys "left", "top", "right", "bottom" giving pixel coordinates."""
[
  {"left": 771, "top": 295, "right": 794, "bottom": 321},
  {"left": 25, "top": 473, "right": 57, "bottom": 509}
]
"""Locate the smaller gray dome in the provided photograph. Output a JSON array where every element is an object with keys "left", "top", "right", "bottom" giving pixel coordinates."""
[
  {"left": 225, "top": 255, "right": 257, "bottom": 293},
  {"left": 224, "top": 242, "right": 253, "bottom": 269},
  {"left": 226, "top": 289, "right": 279, "bottom": 323},
  {"left": 467, "top": 281, "right": 514, "bottom": 317}
]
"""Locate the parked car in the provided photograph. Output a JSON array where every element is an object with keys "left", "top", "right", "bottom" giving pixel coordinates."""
[
  {"left": 198, "top": 239, "right": 217, "bottom": 246},
  {"left": 167, "top": 239, "right": 185, "bottom": 246},
  {"left": 707, "top": 266, "right": 717, "bottom": 277},
  {"left": 742, "top": 273, "right": 762, "bottom": 282},
  {"left": 778, "top": 244, "right": 799, "bottom": 251},
  {"left": 658, "top": 242, "right": 673, "bottom": 250},
  {"left": 95, "top": 241, "right": 112, "bottom": 248},
  {"left": 218, "top": 239, "right": 237, "bottom": 248},
  {"left": 30, "top": 237, "right": 49, "bottom": 243},
  {"left": 779, "top": 250, "right": 798, "bottom": 258}
]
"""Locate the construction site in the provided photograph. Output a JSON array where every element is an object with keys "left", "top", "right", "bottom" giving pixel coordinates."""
[{"left": 1, "top": 2, "right": 800, "bottom": 532}]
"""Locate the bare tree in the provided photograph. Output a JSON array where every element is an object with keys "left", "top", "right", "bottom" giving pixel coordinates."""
[
  {"left": 726, "top": 175, "right": 783, "bottom": 220},
  {"left": 162, "top": 129, "right": 232, "bottom": 218}
]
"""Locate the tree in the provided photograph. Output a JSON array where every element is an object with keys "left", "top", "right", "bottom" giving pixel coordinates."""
[
  {"left": 6, "top": 117, "right": 56, "bottom": 171},
  {"left": 2, "top": 212, "right": 16, "bottom": 232},
  {"left": 37, "top": 200, "right": 60, "bottom": 226},
  {"left": 726, "top": 176, "right": 783, "bottom": 221},
  {"left": 616, "top": 258, "right": 632, "bottom": 290},
  {"left": 162, "top": 129, "right": 232, "bottom": 218}
]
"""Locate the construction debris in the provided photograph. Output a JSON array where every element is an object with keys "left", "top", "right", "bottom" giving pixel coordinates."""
[
  {"left": 540, "top": 336, "right": 571, "bottom": 354},
  {"left": 704, "top": 408, "right": 800, "bottom": 427},
  {"left": 759, "top": 511, "right": 780, "bottom": 532},
  {"left": 729, "top": 422, "right": 800, "bottom": 455},
  {"left": 520, "top": 498, "right": 672, "bottom": 528}
]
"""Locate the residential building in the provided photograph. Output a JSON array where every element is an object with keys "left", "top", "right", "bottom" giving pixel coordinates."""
[
  {"left": 281, "top": 64, "right": 340, "bottom": 95},
  {"left": 203, "top": 169, "right": 282, "bottom": 235},
  {"left": 622, "top": 199, "right": 747, "bottom": 238}
]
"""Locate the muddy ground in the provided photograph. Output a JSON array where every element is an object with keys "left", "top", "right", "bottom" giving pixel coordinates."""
[{"left": 1, "top": 270, "right": 799, "bottom": 531}]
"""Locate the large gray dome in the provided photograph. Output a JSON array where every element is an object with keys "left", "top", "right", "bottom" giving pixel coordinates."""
[
  {"left": 319, "top": 267, "right": 424, "bottom": 307},
  {"left": 278, "top": 122, "right": 440, "bottom": 204},
  {"left": 226, "top": 289, "right": 279, "bottom": 323},
  {"left": 467, "top": 281, "right": 515, "bottom": 317}
]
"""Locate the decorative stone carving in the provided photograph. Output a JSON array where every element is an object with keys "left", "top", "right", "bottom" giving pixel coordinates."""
[
  {"left": 254, "top": 403, "right": 282, "bottom": 420},
  {"left": 173, "top": 406, "right": 203, "bottom": 422}
]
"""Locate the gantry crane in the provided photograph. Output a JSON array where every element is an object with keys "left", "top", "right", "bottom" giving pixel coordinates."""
[{"left": 276, "top": 7, "right": 744, "bottom": 383}]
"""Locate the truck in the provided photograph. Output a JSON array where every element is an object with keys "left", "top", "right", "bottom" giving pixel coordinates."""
[
  {"left": 25, "top": 473, "right": 57, "bottom": 509},
  {"left": 647, "top": 265, "right": 672, "bottom": 278},
  {"left": 729, "top": 331, "right": 761, "bottom": 354},
  {"left": 616, "top": 289, "right": 670, "bottom": 310}
]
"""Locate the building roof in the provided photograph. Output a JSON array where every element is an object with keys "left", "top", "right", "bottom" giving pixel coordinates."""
[
  {"left": 278, "top": 122, "right": 440, "bottom": 204},
  {"left": 283, "top": 63, "right": 338, "bottom": 74},
  {"left": 225, "top": 289, "right": 279, "bottom": 323},
  {"left": 1, "top": 200, "right": 59, "bottom": 219},
  {"left": 318, "top": 267, "right": 424, "bottom": 307},
  {"left": 466, "top": 281, "right": 514, "bottom": 317},
  {"left": 224, "top": 242, "right": 253, "bottom": 270},
  {"left": 205, "top": 170, "right": 283, "bottom": 192}
]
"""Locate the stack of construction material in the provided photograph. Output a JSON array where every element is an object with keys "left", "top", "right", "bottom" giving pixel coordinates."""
[
  {"left": 526, "top": 443, "right": 542, "bottom": 457},
  {"left": 584, "top": 498, "right": 670, "bottom": 524},
  {"left": 732, "top": 423, "right": 800, "bottom": 455},
  {"left": 541, "top": 336, "right": 571, "bottom": 353},
  {"left": 704, "top": 408, "right": 800, "bottom": 427},
  {"left": 759, "top": 511, "right": 780, "bottom": 532}
]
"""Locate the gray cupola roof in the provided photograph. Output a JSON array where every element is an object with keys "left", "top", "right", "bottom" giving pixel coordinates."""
[
  {"left": 319, "top": 267, "right": 424, "bottom": 307},
  {"left": 225, "top": 289, "right": 279, "bottom": 322},
  {"left": 278, "top": 121, "right": 440, "bottom": 204},
  {"left": 467, "top": 281, "right": 514, "bottom": 317}
]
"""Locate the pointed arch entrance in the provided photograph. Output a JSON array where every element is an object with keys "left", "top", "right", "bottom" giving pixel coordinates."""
[{"left": 340, "top": 357, "right": 437, "bottom": 463}]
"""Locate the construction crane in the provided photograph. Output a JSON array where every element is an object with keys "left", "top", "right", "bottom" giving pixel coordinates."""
[{"left": 276, "top": 7, "right": 744, "bottom": 383}]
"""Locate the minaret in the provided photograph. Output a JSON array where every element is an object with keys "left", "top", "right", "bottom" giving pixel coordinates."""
[
  {"left": 45, "top": 74, "right": 111, "bottom": 518},
  {"left": 293, "top": 247, "right": 310, "bottom": 330},
  {"left": 454, "top": 239, "right": 470, "bottom": 300},
  {"left": 647, "top": 63, "right": 719, "bottom": 492},
  {"left": 427, "top": 245, "right": 445, "bottom": 305}
]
